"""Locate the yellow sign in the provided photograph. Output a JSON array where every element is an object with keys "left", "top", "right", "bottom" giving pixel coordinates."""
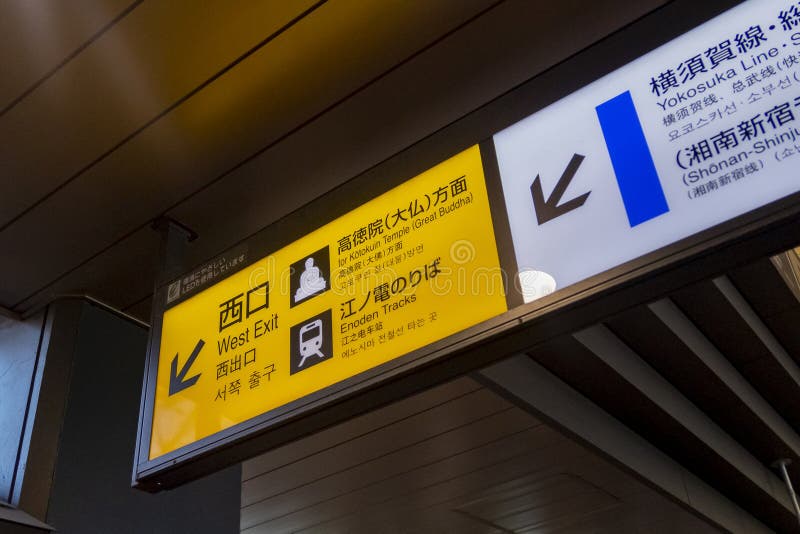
[{"left": 149, "top": 145, "right": 507, "bottom": 459}]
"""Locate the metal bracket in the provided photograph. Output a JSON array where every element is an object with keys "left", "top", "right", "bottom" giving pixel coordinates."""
[
  {"left": 773, "top": 458, "right": 800, "bottom": 528},
  {"left": 151, "top": 217, "right": 197, "bottom": 288}
]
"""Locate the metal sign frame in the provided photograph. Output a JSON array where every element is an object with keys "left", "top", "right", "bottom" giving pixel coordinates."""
[{"left": 132, "top": 0, "right": 786, "bottom": 491}]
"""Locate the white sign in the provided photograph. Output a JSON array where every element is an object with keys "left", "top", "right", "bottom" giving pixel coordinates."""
[{"left": 495, "top": 0, "right": 800, "bottom": 295}]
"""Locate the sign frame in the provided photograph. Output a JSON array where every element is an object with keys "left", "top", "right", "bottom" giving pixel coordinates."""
[{"left": 133, "top": 0, "right": 798, "bottom": 491}]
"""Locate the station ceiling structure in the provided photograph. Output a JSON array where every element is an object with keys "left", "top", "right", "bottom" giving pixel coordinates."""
[{"left": 6, "top": 1, "right": 800, "bottom": 532}]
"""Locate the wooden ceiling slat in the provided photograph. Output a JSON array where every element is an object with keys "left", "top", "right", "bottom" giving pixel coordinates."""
[
  {"left": 241, "top": 406, "right": 534, "bottom": 529},
  {"left": 241, "top": 377, "right": 482, "bottom": 481},
  {"left": 246, "top": 423, "right": 556, "bottom": 533},
  {"left": 241, "top": 386, "right": 511, "bottom": 507}
]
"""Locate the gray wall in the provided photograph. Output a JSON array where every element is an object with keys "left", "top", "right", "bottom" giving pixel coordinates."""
[
  {"left": 3, "top": 301, "right": 241, "bottom": 533},
  {"left": 43, "top": 302, "right": 241, "bottom": 534},
  {"left": 0, "top": 312, "right": 45, "bottom": 504}
]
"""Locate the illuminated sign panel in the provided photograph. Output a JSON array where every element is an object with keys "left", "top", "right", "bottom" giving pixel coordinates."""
[
  {"left": 149, "top": 145, "right": 507, "bottom": 459},
  {"left": 494, "top": 0, "right": 800, "bottom": 297}
]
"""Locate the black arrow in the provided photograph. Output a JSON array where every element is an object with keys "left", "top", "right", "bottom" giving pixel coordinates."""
[
  {"left": 530, "top": 153, "right": 590, "bottom": 225},
  {"left": 169, "top": 339, "right": 204, "bottom": 396}
]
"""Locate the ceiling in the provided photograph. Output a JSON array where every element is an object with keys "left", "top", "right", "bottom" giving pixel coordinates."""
[
  {"left": 240, "top": 251, "right": 800, "bottom": 533},
  {"left": 240, "top": 376, "right": 719, "bottom": 534},
  {"left": 516, "top": 253, "right": 800, "bottom": 532},
  {"left": 6, "top": 2, "right": 800, "bottom": 532},
  {"left": 0, "top": 0, "right": 674, "bottom": 322}
]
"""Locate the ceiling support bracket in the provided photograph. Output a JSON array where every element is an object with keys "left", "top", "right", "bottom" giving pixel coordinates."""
[
  {"left": 774, "top": 459, "right": 800, "bottom": 528},
  {"left": 151, "top": 216, "right": 197, "bottom": 289}
]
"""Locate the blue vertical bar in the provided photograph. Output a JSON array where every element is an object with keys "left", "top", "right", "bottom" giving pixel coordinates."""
[{"left": 596, "top": 91, "right": 669, "bottom": 227}]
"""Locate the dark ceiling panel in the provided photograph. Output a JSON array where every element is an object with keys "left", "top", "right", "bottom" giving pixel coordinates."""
[
  {"left": 0, "top": 0, "right": 320, "bottom": 228},
  {"left": 729, "top": 257, "right": 800, "bottom": 319},
  {"left": 606, "top": 304, "right": 796, "bottom": 465},
  {"left": 527, "top": 334, "right": 796, "bottom": 532},
  {"left": 728, "top": 258, "right": 800, "bottom": 365},
  {"left": 242, "top": 379, "right": 719, "bottom": 534},
  {"left": 0, "top": 0, "right": 134, "bottom": 111},
  {"left": 241, "top": 377, "right": 482, "bottom": 482},
  {"left": 454, "top": 473, "right": 620, "bottom": 531},
  {"left": 122, "top": 295, "right": 152, "bottom": 322},
  {"left": 263, "top": 434, "right": 552, "bottom": 533},
  {"left": 0, "top": 0, "right": 506, "bottom": 308},
  {"left": 241, "top": 386, "right": 512, "bottom": 508},
  {"left": 12, "top": 226, "right": 160, "bottom": 318},
  {"left": 671, "top": 281, "right": 770, "bottom": 368},
  {"left": 241, "top": 409, "right": 537, "bottom": 531},
  {"left": 671, "top": 278, "right": 800, "bottom": 435}
]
